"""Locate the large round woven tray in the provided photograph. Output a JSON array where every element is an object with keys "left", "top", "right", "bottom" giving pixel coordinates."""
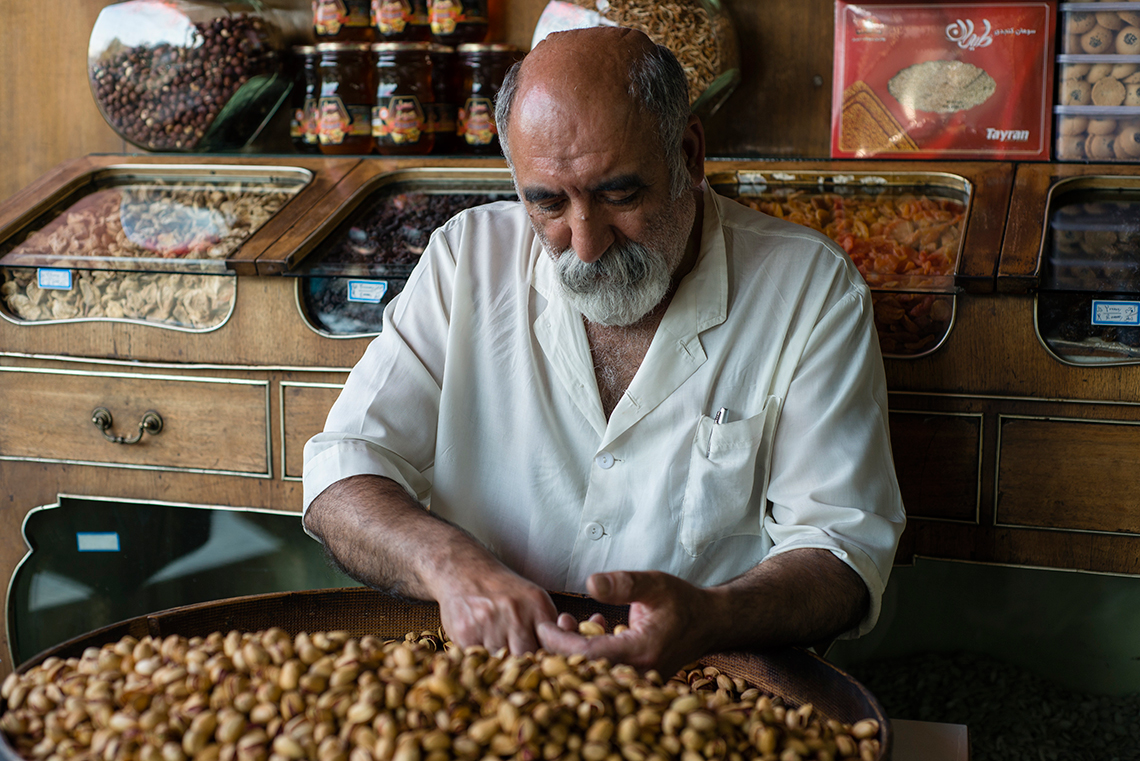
[{"left": 3, "top": 587, "right": 891, "bottom": 760}]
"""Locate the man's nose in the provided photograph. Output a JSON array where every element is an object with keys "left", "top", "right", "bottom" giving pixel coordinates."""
[{"left": 568, "top": 206, "right": 614, "bottom": 264}]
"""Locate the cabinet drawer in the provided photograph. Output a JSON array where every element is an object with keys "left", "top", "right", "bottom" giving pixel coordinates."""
[
  {"left": 890, "top": 410, "right": 982, "bottom": 523},
  {"left": 997, "top": 416, "right": 1140, "bottom": 534},
  {"left": 0, "top": 368, "right": 269, "bottom": 475},
  {"left": 281, "top": 382, "right": 343, "bottom": 480}
]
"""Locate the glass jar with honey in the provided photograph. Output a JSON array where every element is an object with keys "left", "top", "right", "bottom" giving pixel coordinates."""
[
  {"left": 372, "top": 42, "right": 435, "bottom": 154},
  {"left": 289, "top": 46, "right": 321, "bottom": 153},
  {"left": 372, "top": 0, "right": 430, "bottom": 41},
  {"left": 316, "top": 42, "right": 376, "bottom": 154},
  {"left": 456, "top": 43, "right": 522, "bottom": 154},
  {"left": 314, "top": 0, "right": 375, "bottom": 42},
  {"left": 428, "top": 0, "right": 488, "bottom": 46}
]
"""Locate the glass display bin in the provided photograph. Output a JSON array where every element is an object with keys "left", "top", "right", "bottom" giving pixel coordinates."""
[
  {"left": 0, "top": 164, "right": 311, "bottom": 332},
  {"left": 1036, "top": 177, "right": 1140, "bottom": 363},
  {"left": 285, "top": 167, "right": 516, "bottom": 337},
  {"left": 711, "top": 169, "right": 973, "bottom": 358}
]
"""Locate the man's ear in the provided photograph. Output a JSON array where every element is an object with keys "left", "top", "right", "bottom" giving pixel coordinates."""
[{"left": 681, "top": 114, "right": 706, "bottom": 189}]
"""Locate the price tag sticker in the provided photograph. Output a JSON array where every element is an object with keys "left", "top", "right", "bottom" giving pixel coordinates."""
[
  {"left": 37, "top": 268, "right": 72, "bottom": 290},
  {"left": 76, "top": 532, "right": 120, "bottom": 552},
  {"left": 1091, "top": 300, "right": 1140, "bottom": 327},
  {"left": 347, "top": 280, "right": 389, "bottom": 304}
]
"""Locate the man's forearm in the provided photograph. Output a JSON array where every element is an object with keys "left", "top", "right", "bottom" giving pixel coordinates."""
[
  {"left": 304, "top": 473, "right": 495, "bottom": 600},
  {"left": 305, "top": 473, "right": 561, "bottom": 654},
  {"left": 703, "top": 548, "right": 870, "bottom": 652}
]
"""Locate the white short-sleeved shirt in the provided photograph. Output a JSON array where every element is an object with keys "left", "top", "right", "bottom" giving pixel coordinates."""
[{"left": 303, "top": 184, "right": 906, "bottom": 637}]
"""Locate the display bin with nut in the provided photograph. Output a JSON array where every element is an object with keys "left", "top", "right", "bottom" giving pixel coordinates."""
[
  {"left": 1055, "top": 2, "right": 1140, "bottom": 161},
  {"left": 711, "top": 167, "right": 978, "bottom": 358},
  {"left": 0, "top": 588, "right": 891, "bottom": 761},
  {"left": 0, "top": 164, "right": 312, "bottom": 332},
  {"left": 282, "top": 166, "right": 516, "bottom": 337},
  {"left": 1035, "top": 177, "right": 1140, "bottom": 363}
]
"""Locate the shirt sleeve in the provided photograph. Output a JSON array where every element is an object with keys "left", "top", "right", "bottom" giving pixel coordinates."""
[
  {"left": 761, "top": 270, "right": 907, "bottom": 638},
  {"left": 300, "top": 226, "right": 459, "bottom": 535}
]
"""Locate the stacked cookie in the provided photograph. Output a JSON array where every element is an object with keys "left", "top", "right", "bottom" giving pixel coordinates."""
[{"left": 1056, "top": 4, "right": 1140, "bottom": 161}]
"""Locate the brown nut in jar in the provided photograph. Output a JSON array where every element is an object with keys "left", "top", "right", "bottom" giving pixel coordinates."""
[{"left": 88, "top": 9, "right": 281, "bottom": 152}]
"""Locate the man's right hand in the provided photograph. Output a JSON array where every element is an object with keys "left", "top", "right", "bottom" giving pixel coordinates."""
[
  {"left": 305, "top": 474, "right": 558, "bottom": 656},
  {"left": 431, "top": 561, "right": 559, "bottom": 655}
]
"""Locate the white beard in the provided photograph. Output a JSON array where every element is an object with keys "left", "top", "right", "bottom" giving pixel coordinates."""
[{"left": 550, "top": 238, "right": 671, "bottom": 327}]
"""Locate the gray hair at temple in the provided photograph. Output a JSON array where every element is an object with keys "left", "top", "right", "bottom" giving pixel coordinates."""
[{"left": 494, "top": 38, "right": 693, "bottom": 200}]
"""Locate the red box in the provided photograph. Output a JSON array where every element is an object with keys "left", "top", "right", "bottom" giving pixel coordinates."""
[{"left": 832, "top": 1, "right": 1057, "bottom": 159}]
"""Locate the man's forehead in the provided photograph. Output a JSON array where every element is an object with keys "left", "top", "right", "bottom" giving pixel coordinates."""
[{"left": 525, "top": 26, "right": 655, "bottom": 75}]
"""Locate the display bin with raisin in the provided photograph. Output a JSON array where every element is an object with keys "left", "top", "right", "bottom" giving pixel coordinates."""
[{"left": 294, "top": 188, "right": 515, "bottom": 336}]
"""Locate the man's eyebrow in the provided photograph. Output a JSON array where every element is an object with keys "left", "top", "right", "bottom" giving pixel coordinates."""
[
  {"left": 522, "top": 187, "right": 563, "bottom": 204},
  {"left": 589, "top": 174, "right": 648, "bottom": 193}
]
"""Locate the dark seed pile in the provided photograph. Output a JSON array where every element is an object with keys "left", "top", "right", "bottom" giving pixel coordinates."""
[{"left": 847, "top": 651, "right": 1140, "bottom": 761}]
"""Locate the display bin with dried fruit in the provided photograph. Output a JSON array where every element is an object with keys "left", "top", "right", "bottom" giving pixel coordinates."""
[
  {"left": 1055, "top": 2, "right": 1140, "bottom": 161},
  {"left": 282, "top": 167, "right": 516, "bottom": 338},
  {"left": 719, "top": 170, "right": 972, "bottom": 359},
  {"left": 0, "top": 165, "right": 310, "bottom": 332}
]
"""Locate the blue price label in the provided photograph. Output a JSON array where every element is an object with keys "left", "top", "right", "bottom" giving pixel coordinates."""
[
  {"left": 76, "top": 532, "right": 120, "bottom": 552},
  {"left": 1091, "top": 300, "right": 1140, "bottom": 327},
  {"left": 37, "top": 269, "right": 72, "bottom": 290},
  {"left": 347, "top": 280, "right": 389, "bottom": 304}
]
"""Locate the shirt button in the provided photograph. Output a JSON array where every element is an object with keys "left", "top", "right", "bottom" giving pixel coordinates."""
[
  {"left": 585, "top": 522, "right": 604, "bottom": 540},
  {"left": 595, "top": 451, "right": 615, "bottom": 469}
]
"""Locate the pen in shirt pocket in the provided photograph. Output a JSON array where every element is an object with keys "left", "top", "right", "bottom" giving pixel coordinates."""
[{"left": 708, "top": 407, "right": 728, "bottom": 457}]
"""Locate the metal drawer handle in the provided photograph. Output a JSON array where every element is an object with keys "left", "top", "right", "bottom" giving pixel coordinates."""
[{"left": 91, "top": 407, "right": 164, "bottom": 444}]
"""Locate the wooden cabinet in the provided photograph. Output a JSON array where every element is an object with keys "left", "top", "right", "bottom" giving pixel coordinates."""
[{"left": 5, "top": 150, "right": 1140, "bottom": 674}]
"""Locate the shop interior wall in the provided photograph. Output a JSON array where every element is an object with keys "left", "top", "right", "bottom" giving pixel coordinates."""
[{"left": 0, "top": 0, "right": 835, "bottom": 205}]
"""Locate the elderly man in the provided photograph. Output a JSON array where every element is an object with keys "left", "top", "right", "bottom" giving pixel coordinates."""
[{"left": 302, "top": 26, "right": 905, "bottom": 676}]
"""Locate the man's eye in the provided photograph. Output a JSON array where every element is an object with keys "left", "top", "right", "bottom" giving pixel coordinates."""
[
  {"left": 536, "top": 200, "right": 565, "bottom": 213},
  {"left": 602, "top": 191, "right": 638, "bottom": 206}
]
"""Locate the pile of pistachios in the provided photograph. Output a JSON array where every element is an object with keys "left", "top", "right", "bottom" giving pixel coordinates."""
[{"left": 1, "top": 627, "right": 881, "bottom": 761}]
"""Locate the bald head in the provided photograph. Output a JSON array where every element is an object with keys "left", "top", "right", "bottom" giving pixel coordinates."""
[{"left": 494, "top": 27, "right": 693, "bottom": 197}]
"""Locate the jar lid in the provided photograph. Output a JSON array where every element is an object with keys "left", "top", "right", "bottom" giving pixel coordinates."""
[
  {"left": 456, "top": 43, "right": 521, "bottom": 54},
  {"left": 371, "top": 42, "right": 434, "bottom": 52},
  {"left": 428, "top": 43, "right": 456, "bottom": 54},
  {"left": 291, "top": 45, "right": 318, "bottom": 55},
  {"left": 315, "top": 42, "right": 373, "bottom": 52}
]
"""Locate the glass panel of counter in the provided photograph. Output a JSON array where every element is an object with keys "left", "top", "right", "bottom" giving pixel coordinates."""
[
  {"left": 0, "top": 164, "right": 311, "bottom": 332},
  {"left": 712, "top": 169, "right": 972, "bottom": 358},
  {"left": 1037, "top": 177, "right": 1140, "bottom": 364},
  {"left": 285, "top": 168, "right": 516, "bottom": 337}
]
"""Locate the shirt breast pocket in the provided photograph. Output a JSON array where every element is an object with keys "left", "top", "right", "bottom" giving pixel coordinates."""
[{"left": 680, "top": 396, "right": 782, "bottom": 558}]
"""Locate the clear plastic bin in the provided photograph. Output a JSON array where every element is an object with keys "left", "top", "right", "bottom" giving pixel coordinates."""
[
  {"left": 1037, "top": 177, "right": 1140, "bottom": 362},
  {"left": 0, "top": 164, "right": 309, "bottom": 331}
]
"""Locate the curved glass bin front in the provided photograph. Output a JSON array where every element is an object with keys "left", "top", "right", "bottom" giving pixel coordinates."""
[{"left": 1035, "top": 177, "right": 1140, "bottom": 366}]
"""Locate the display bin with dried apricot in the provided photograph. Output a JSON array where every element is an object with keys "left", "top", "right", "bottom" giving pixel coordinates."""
[{"left": 737, "top": 189, "right": 964, "bottom": 357}]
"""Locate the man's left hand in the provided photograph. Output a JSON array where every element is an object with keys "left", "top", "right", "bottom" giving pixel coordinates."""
[{"left": 536, "top": 570, "right": 714, "bottom": 678}]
